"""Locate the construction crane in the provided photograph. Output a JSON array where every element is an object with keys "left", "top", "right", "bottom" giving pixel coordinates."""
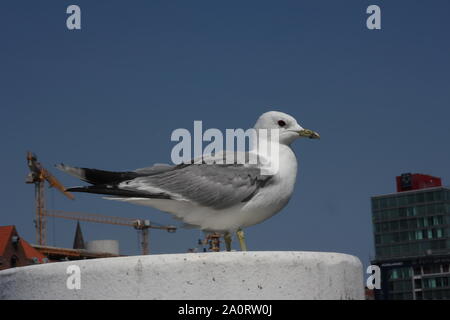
[
  {"left": 44, "top": 210, "right": 177, "bottom": 255},
  {"left": 26, "top": 151, "right": 75, "bottom": 245}
]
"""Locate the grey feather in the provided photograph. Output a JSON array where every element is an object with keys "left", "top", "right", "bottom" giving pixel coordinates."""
[{"left": 123, "top": 152, "right": 272, "bottom": 209}]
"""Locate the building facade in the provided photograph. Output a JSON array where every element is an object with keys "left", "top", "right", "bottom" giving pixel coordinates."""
[
  {"left": 371, "top": 173, "right": 450, "bottom": 300},
  {"left": 0, "top": 226, "right": 47, "bottom": 270}
]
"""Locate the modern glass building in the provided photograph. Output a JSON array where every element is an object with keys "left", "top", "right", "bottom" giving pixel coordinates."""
[{"left": 371, "top": 173, "right": 450, "bottom": 300}]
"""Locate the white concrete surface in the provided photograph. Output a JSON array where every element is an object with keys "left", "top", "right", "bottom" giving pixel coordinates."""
[{"left": 0, "top": 251, "right": 364, "bottom": 300}]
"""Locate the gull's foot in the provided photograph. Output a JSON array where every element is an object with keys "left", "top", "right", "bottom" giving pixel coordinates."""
[
  {"left": 224, "top": 232, "right": 232, "bottom": 252},
  {"left": 236, "top": 228, "right": 247, "bottom": 251}
]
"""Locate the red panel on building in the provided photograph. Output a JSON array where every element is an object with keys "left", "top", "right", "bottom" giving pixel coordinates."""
[{"left": 396, "top": 173, "right": 442, "bottom": 192}]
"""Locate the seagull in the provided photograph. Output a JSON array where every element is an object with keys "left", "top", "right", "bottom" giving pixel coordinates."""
[{"left": 57, "top": 111, "right": 319, "bottom": 251}]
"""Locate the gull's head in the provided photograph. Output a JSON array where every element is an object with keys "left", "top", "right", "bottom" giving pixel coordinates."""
[{"left": 254, "top": 111, "right": 320, "bottom": 145}]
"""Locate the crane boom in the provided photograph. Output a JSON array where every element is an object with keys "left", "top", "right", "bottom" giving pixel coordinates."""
[
  {"left": 41, "top": 168, "right": 75, "bottom": 200},
  {"left": 45, "top": 210, "right": 176, "bottom": 231},
  {"left": 44, "top": 210, "right": 176, "bottom": 254},
  {"left": 26, "top": 151, "right": 74, "bottom": 200}
]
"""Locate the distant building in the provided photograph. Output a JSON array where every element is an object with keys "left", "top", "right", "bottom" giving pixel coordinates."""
[
  {"left": 32, "top": 244, "right": 120, "bottom": 261},
  {"left": 0, "top": 224, "right": 122, "bottom": 270},
  {"left": 371, "top": 173, "right": 450, "bottom": 300},
  {"left": 33, "top": 222, "right": 121, "bottom": 261},
  {"left": 0, "top": 226, "right": 47, "bottom": 270},
  {"left": 73, "top": 221, "right": 85, "bottom": 249}
]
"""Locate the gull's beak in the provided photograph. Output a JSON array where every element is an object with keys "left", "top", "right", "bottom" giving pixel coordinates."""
[{"left": 297, "top": 128, "right": 320, "bottom": 139}]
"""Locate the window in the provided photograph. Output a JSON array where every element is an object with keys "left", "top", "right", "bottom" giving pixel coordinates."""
[
  {"left": 403, "top": 292, "right": 413, "bottom": 300},
  {"left": 410, "top": 243, "right": 420, "bottom": 255},
  {"left": 420, "top": 241, "right": 430, "bottom": 252},
  {"left": 429, "top": 279, "right": 436, "bottom": 288},
  {"left": 423, "top": 265, "right": 441, "bottom": 275},
  {"left": 442, "top": 264, "right": 449, "bottom": 273},
  {"left": 401, "top": 244, "right": 411, "bottom": 255},
  {"left": 388, "top": 197, "right": 397, "bottom": 208},
  {"left": 391, "top": 245, "right": 401, "bottom": 256},
  {"left": 375, "top": 235, "right": 381, "bottom": 244},
  {"left": 417, "top": 218, "right": 424, "bottom": 227},
  {"left": 398, "top": 196, "right": 407, "bottom": 206},
  {"left": 376, "top": 247, "right": 382, "bottom": 257},
  {"left": 433, "top": 216, "right": 441, "bottom": 225},
  {"left": 444, "top": 290, "right": 450, "bottom": 300},
  {"left": 400, "top": 232, "right": 409, "bottom": 242},
  {"left": 386, "top": 209, "right": 394, "bottom": 219},
  {"left": 415, "top": 230, "right": 423, "bottom": 240},
  {"left": 372, "top": 199, "right": 379, "bottom": 210},
  {"left": 374, "top": 223, "right": 380, "bottom": 233},
  {"left": 393, "top": 233, "right": 400, "bottom": 243},
  {"left": 417, "top": 193, "right": 425, "bottom": 203},
  {"left": 390, "top": 269, "right": 399, "bottom": 280},
  {"left": 434, "top": 191, "right": 443, "bottom": 202},
  {"left": 372, "top": 211, "right": 379, "bottom": 221},
  {"left": 399, "top": 220, "right": 408, "bottom": 230},
  {"left": 435, "top": 203, "right": 444, "bottom": 214},
  {"left": 435, "top": 290, "right": 443, "bottom": 300},
  {"left": 417, "top": 205, "right": 427, "bottom": 216},
  {"left": 390, "top": 221, "right": 399, "bottom": 231},
  {"left": 10, "top": 255, "right": 18, "bottom": 268},
  {"left": 413, "top": 266, "right": 422, "bottom": 275},
  {"left": 425, "top": 192, "right": 434, "bottom": 202}
]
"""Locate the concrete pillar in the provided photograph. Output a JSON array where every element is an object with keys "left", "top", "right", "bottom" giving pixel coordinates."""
[{"left": 0, "top": 251, "right": 364, "bottom": 299}]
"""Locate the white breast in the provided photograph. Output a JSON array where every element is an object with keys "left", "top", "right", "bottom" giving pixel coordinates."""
[{"left": 237, "top": 144, "right": 298, "bottom": 228}]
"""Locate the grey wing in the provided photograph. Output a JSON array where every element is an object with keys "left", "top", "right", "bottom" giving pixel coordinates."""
[{"left": 123, "top": 162, "right": 272, "bottom": 210}]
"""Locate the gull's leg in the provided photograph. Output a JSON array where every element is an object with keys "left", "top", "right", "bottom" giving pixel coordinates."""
[
  {"left": 224, "top": 232, "right": 232, "bottom": 252},
  {"left": 236, "top": 228, "right": 247, "bottom": 251}
]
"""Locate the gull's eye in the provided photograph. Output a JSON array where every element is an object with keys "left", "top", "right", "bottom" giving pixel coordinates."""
[{"left": 278, "top": 120, "right": 286, "bottom": 127}]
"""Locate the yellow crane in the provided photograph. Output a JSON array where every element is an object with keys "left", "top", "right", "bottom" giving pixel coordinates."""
[
  {"left": 45, "top": 210, "right": 176, "bottom": 255},
  {"left": 26, "top": 151, "right": 75, "bottom": 245}
]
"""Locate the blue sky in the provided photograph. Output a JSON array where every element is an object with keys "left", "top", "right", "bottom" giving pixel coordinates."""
[{"left": 1, "top": 1, "right": 449, "bottom": 268}]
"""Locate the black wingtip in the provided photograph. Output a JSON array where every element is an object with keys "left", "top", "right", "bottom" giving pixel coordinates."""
[
  {"left": 65, "top": 186, "right": 87, "bottom": 193},
  {"left": 65, "top": 185, "right": 172, "bottom": 199}
]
